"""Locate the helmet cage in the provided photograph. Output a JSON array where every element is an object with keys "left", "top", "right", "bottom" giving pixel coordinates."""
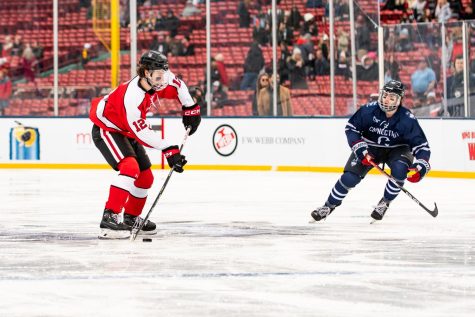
[
  {"left": 378, "top": 90, "right": 401, "bottom": 112},
  {"left": 146, "top": 69, "right": 170, "bottom": 91}
]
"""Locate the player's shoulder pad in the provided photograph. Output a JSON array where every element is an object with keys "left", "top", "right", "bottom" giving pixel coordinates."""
[
  {"left": 167, "top": 71, "right": 184, "bottom": 89},
  {"left": 359, "top": 101, "right": 379, "bottom": 112},
  {"left": 401, "top": 106, "right": 417, "bottom": 120}
]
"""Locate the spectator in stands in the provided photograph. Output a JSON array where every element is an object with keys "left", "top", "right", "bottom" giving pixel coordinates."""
[
  {"left": 298, "top": 34, "right": 316, "bottom": 78},
  {"left": 252, "top": 13, "right": 271, "bottom": 46},
  {"left": 411, "top": 59, "right": 436, "bottom": 106},
  {"left": 411, "top": 0, "right": 427, "bottom": 22},
  {"left": 153, "top": 11, "right": 165, "bottom": 31},
  {"left": 337, "top": 28, "right": 350, "bottom": 55},
  {"left": 448, "top": 56, "right": 465, "bottom": 100},
  {"left": 0, "top": 57, "right": 8, "bottom": 73},
  {"left": 384, "top": 29, "right": 397, "bottom": 52},
  {"left": 252, "top": 73, "right": 270, "bottom": 115},
  {"left": 306, "top": 0, "right": 324, "bottom": 8},
  {"left": 336, "top": 50, "right": 351, "bottom": 79},
  {"left": 238, "top": 0, "right": 251, "bottom": 28},
  {"left": 11, "top": 35, "right": 24, "bottom": 57},
  {"left": 355, "top": 14, "right": 371, "bottom": 52},
  {"left": 137, "top": 11, "right": 152, "bottom": 32},
  {"left": 314, "top": 48, "right": 329, "bottom": 76},
  {"left": 214, "top": 53, "right": 229, "bottom": 92},
  {"left": 0, "top": 69, "right": 12, "bottom": 116},
  {"left": 460, "top": 4, "right": 475, "bottom": 20},
  {"left": 288, "top": 6, "right": 302, "bottom": 30},
  {"left": 31, "top": 41, "right": 44, "bottom": 72},
  {"left": 211, "top": 80, "right": 228, "bottom": 109},
  {"left": 240, "top": 42, "right": 265, "bottom": 90},
  {"left": 395, "top": 28, "right": 414, "bottom": 52},
  {"left": 356, "top": 52, "right": 379, "bottom": 82},
  {"left": 167, "top": 35, "right": 182, "bottom": 56},
  {"left": 257, "top": 74, "right": 292, "bottom": 116},
  {"left": 278, "top": 42, "right": 291, "bottom": 83},
  {"left": 277, "top": 22, "right": 293, "bottom": 46},
  {"left": 22, "top": 46, "right": 37, "bottom": 83},
  {"left": 384, "top": 54, "right": 401, "bottom": 83},
  {"left": 81, "top": 43, "right": 91, "bottom": 67},
  {"left": 320, "top": 33, "right": 330, "bottom": 60},
  {"left": 447, "top": 54, "right": 475, "bottom": 115},
  {"left": 302, "top": 13, "right": 318, "bottom": 36},
  {"left": 287, "top": 47, "right": 308, "bottom": 89},
  {"left": 382, "top": 0, "right": 407, "bottom": 11},
  {"left": 421, "top": 7, "right": 435, "bottom": 22},
  {"left": 182, "top": 0, "right": 201, "bottom": 17},
  {"left": 163, "top": 9, "right": 180, "bottom": 38},
  {"left": 435, "top": 0, "right": 452, "bottom": 23},
  {"left": 335, "top": 0, "right": 350, "bottom": 21},
  {"left": 151, "top": 34, "right": 170, "bottom": 56},
  {"left": 412, "top": 91, "right": 445, "bottom": 117},
  {"left": 177, "top": 36, "right": 195, "bottom": 56},
  {"left": 2, "top": 36, "right": 13, "bottom": 57}
]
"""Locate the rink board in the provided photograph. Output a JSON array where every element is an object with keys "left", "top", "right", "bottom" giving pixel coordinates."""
[{"left": 0, "top": 117, "right": 474, "bottom": 177}]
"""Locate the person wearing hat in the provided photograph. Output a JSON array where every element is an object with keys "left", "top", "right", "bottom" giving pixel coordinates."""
[{"left": 89, "top": 50, "right": 201, "bottom": 239}]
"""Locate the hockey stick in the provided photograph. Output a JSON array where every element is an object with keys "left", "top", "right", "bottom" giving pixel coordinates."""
[
  {"left": 369, "top": 160, "right": 438, "bottom": 217},
  {"left": 130, "top": 127, "right": 191, "bottom": 241}
]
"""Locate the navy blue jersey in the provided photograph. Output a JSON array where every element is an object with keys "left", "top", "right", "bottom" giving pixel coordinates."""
[{"left": 345, "top": 102, "right": 431, "bottom": 161}]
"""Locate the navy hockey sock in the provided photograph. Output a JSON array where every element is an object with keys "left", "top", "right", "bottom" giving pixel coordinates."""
[{"left": 326, "top": 172, "right": 361, "bottom": 207}]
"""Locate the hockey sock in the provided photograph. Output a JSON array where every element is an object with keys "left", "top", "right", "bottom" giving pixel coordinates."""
[
  {"left": 326, "top": 171, "right": 361, "bottom": 207},
  {"left": 383, "top": 160, "right": 407, "bottom": 201},
  {"left": 124, "top": 168, "right": 154, "bottom": 216},
  {"left": 105, "top": 157, "right": 140, "bottom": 213}
]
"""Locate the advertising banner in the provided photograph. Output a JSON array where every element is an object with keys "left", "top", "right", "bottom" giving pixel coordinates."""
[{"left": 0, "top": 117, "right": 474, "bottom": 177}]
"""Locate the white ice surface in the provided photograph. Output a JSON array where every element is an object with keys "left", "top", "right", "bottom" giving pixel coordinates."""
[{"left": 0, "top": 169, "right": 474, "bottom": 316}]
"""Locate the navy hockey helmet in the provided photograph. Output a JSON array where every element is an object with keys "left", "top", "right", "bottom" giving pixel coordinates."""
[
  {"left": 139, "top": 50, "right": 169, "bottom": 71},
  {"left": 379, "top": 80, "right": 405, "bottom": 112}
]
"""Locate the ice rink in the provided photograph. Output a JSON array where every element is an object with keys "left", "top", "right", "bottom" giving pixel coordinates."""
[{"left": 1, "top": 169, "right": 474, "bottom": 316}]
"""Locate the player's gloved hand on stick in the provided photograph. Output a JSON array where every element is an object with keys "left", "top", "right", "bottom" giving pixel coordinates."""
[
  {"left": 407, "top": 158, "right": 430, "bottom": 183},
  {"left": 351, "top": 140, "right": 373, "bottom": 166},
  {"left": 162, "top": 145, "right": 187, "bottom": 173},
  {"left": 182, "top": 104, "right": 201, "bottom": 135}
]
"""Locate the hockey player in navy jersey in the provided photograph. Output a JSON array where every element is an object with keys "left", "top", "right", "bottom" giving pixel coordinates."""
[
  {"left": 90, "top": 50, "right": 201, "bottom": 238},
  {"left": 311, "top": 80, "right": 431, "bottom": 222}
]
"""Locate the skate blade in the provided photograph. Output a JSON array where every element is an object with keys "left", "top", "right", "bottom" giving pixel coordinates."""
[{"left": 98, "top": 228, "right": 131, "bottom": 240}]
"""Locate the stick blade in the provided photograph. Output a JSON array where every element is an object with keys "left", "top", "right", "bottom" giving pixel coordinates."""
[{"left": 429, "top": 203, "right": 438, "bottom": 217}]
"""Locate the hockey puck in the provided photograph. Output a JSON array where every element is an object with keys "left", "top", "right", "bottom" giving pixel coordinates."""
[{"left": 142, "top": 238, "right": 152, "bottom": 242}]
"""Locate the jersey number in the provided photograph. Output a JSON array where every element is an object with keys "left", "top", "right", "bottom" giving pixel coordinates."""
[{"left": 133, "top": 119, "right": 147, "bottom": 132}]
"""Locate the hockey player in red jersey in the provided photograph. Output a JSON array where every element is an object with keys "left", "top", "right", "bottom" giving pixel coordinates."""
[{"left": 90, "top": 50, "right": 201, "bottom": 239}]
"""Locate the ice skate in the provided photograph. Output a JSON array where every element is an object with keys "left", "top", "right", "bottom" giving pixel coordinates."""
[
  {"left": 124, "top": 213, "right": 157, "bottom": 235},
  {"left": 99, "top": 209, "right": 131, "bottom": 239},
  {"left": 310, "top": 204, "right": 335, "bottom": 223},
  {"left": 370, "top": 198, "right": 391, "bottom": 223}
]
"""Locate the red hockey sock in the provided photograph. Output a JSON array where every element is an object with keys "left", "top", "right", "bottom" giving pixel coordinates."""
[
  {"left": 104, "top": 157, "right": 140, "bottom": 213},
  {"left": 124, "top": 168, "right": 154, "bottom": 216},
  {"left": 105, "top": 186, "right": 130, "bottom": 213},
  {"left": 124, "top": 196, "right": 147, "bottom": 217}
]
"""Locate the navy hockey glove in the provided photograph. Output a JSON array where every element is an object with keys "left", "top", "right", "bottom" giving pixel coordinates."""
[
  {"left": 182, "top": 104, "right": 201, "bottom": 136},
  {"left": 407, "top": 159, "right": 430, "bottom": 183},
  {"left": 162, "top": 145, "right": 187, "bottom": 173},
  {"left": 351, "top": 140, "right": 373, "bottom": 166}
]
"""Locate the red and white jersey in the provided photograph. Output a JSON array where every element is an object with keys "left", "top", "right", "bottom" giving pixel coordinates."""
[{"left": 90, "top": 72, "right": 194, "bottom": 150}]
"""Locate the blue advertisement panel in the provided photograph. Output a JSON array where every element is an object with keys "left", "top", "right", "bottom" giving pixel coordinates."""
[{"left": 9, "top": 123, "right": 40, "bottom": 160}]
